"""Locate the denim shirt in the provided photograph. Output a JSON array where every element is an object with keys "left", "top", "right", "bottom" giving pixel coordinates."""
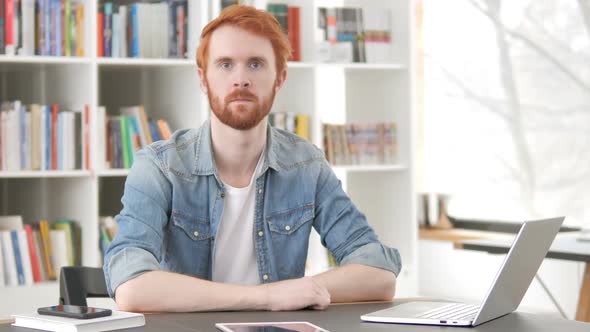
[{"left": 103, "top": 120, "right": 402, "bottom": 297}]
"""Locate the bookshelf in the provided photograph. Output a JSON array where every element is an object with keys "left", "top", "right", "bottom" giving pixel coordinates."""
[{"left": 0, "top": 0, "right": 416, "bottom": 316}]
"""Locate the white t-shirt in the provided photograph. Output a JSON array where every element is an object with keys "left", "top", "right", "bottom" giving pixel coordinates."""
[{"left": 212, "top": 151, "right": 265, "bottom": 285}]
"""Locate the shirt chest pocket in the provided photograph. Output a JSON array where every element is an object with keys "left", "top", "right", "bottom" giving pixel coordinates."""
[
  {"left": 171, "top": 211, "right": 212, "bottom": 241},
  {"left": 266, "top": 204, "right": 314, "bottom": 235}
]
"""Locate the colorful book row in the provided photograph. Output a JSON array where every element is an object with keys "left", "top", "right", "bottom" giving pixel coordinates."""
[
  {"left": 323, "top": 122, "right": 397, "bottom": 166},
  {"left": 266, "top": 3, "right": 300, "bottom": 62},
  {"left": 268, "top": 112, "right": 309, "bottom": 140},
  {"left": 0, "top": 216, "right": 80, "bottom": 287},
  {"left": 96, "top": 105, "right": 173, "bottom": 170},
  {"left": 98, "top": 0, "right": 188, "bottom": 58},
  {"left": 0, "top": 101, "right": 90, "bottom": 172},
  {"left": 0, "top": 0, "right": 85, "bottom": 56},
  {"left": 317, "top": 7, "right": 392, "bottom": 63}
]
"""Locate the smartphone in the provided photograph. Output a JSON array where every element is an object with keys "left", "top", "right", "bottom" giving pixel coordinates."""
[{"left": 37, "top": 305, "right": 112, "bottom": 319}]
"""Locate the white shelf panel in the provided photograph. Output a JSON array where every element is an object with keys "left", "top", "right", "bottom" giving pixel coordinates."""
[
  {"left": 97, "top": 169, "right": 130, "bottom": 177},
  {"left": 318, "top": 63, "right": 406, "bottom": 70},
  {"left": 0, "top": 55, "right": 92, "bottom": 65},
  {"left": 332, "top": 164, "right": 408, "bottom": 172},
  {"left": 0, "top": 282, "right": 59, "bottom": 318},
  {"left": 318, "top": 63, "right": 407, "bottom": 70},
  {"left": 287, "top": 61, "right": 315, "bottom": 69},
  {"left": 97, "top": 58, "right": 195, "bottom": 67},
  {"left": 0, "top": 170, "right": 91, "bottom": 178}
]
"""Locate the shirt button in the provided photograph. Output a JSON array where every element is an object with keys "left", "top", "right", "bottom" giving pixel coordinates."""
[
  {"left": 258, "top": 189, "right": 263, "bottom": 194},
  {"left": 193, "top": 231, "right": 199, "bottom": 237},
  {"left": 263, "top": 274, "right": 269, "bottom": 281},
  {"left": 285, "top": 225, "right": 291, "bottom": 231},
  {"left": 258, "top": 231, "right": 264, "bottom": 237},
  {"left": 220, "top": 192, "right": 225, "bottom": 198}
]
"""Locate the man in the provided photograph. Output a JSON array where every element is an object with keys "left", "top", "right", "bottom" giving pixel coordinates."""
[{"left": 103, "top": 5, "right": 401, "bottom": 312}]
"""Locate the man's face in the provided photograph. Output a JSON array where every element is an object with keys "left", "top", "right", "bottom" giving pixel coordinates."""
[{"left": 199, "top": 25, "right": 284, "bottom": 131}]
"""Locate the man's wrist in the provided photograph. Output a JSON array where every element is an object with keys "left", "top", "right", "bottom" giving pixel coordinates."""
[{"left": 249, "top": 283, "right": 270, "bottom": 311}]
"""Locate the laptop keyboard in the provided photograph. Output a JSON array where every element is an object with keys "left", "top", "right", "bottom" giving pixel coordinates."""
[{"left": 417, "top": 303, "right": 479, "bottom": 321}]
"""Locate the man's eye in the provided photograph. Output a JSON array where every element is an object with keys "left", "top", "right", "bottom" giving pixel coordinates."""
[
  {"left": 250, "top": 62, "right": 262, "bottom": 69},
  {"left": 220, "top": 62, "right": 232, "bottom": 69}
]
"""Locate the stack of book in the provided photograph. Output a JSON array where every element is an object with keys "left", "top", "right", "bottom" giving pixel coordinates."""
[
  {"left": 0, "top": 101, "right": 90, "bottom": 171},
  {"left": 323, "top": 122, "right": 397, "bottom": 166},
  {"left": 268, "top": 112, "right": 309, "bottom": 140},
  {"left": 266, "top": 3, "right": 300, "bottom": 61},
  {"left": 98, "top": 0, "right": 188, "bottom": 58},
  {"left": 0, "top": 215, "right": 81, "bottom": 286},
  {"left": 316, "top": 7, "right": 392, "bottom": 63},
  {"left": 96, "top": 105, "right": 173, "bottom": 170},
  {"left": 0, "top": 0, "right": 86, "bottom": 56}
]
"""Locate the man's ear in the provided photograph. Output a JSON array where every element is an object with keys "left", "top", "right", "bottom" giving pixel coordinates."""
[
  {"left": 197, "top": 67, "right": 208, "bottom": 94},
  {"left": 275, "top": 68, "right": 287, "bottom": 92}
]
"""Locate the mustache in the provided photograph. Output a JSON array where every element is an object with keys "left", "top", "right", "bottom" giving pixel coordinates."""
[{"left": 225, "top": 90, "right": 257, "bottom": 103}]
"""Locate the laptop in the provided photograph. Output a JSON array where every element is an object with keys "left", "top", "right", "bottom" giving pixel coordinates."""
[{"left": 361, "top": 217, "right": 564, "bottom": 327}]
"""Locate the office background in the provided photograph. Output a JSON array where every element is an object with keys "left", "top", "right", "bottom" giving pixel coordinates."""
[{"left": 0, "top": 0, "right": 587, "bottom": 323}]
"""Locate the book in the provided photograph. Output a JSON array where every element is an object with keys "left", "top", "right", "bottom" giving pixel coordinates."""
[
  {"left": 38, "top": 219, "right": 56, "bottom": 280},
  {"left": 0, "top": 233, "right": 4, "bottom": 286},
  {"left": 50, "top": 229, "right": 68, "bottom": 278},
  {"left": 24, "top": 224, "right": 42, "bottom": 283},
  {"left": 0, "top": 231, "right": 18, "bottom": 286},
  {"left": 16, "top": 230, "right": 34, "bottom": 285},
  {"left": 12, "top": 310, "right": 145, "bottom": 332}
]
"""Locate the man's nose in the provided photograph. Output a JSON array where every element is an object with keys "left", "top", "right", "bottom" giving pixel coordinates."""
[{"left": 233, "top": 67, "right": 251, "bottom": 88}]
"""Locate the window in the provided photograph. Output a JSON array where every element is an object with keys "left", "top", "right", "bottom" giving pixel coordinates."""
[{"left": 420, "top": 0, "right": 590, "bottom": 225}]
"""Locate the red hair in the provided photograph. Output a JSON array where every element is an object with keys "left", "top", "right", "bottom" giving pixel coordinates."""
[{"left": 196, "top": 5, "right": 291, "bottom": 75}]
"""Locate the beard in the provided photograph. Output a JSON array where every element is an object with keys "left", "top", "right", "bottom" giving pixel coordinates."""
[{"left": 207, "top": 80, "right": 276, "bottom": 131}]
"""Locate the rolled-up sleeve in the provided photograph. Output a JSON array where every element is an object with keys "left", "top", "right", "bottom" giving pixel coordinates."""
[
  {"left": 314, "top": 160, "right": 402, "bottom": 276},
  {"left": 103, "top": 147, "right": 172, "bottom": 298}
]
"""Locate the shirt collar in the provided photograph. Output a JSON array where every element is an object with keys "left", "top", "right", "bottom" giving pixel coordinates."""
[{"left": 193, "top": 118, "right": 281, "bottom": 176}]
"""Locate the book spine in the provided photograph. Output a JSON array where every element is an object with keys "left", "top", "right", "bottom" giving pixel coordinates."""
[
  {"left": 0, "top": 0, "right": 5, "bottom": 54},
  {"left": 103, "top": 2, "right": 112, "bottom": 57},
  {"left": 1, "top": 232, "right": 18, "bottom": 286},
  {"left": 49, "top": 0, "right": 55, "bottom": 55},
  {"left": 5, "top": 0, "right": 14, "bottom": 54},
  {"left": 149, "top": 121, "right": 160, "bottom": 142},
  {"left": 32, "top": 229, "right": 48, "bottom": 281},
  {"left": 130, "top": 3, "right": 137, "bottom": 57},
  {"left": 55, "top": 0, "right": 60, "bottom": 56},
  {"left": 45, "top": 105, "right": 51, "bottom": 170},
  {"left": 119, "top": 116, "right": 129, "bottom": 168},
  {"left": 82, "top": 104, "right": 87, "bottom": 169},
  {"left": 50, "top": 104, "right": 58, "bottom": 170},
  {"left": 10, "top": 230, "right": 25, "bottom": 285},
  {"left": 17, "top": 230, "right": 33, "bottom": 285},
  {"left": 75, "top": 2, "right": 82, "bottom": 56},
  {"left": 19, "top": 105, "right": 25, "bottom": 170},
  {"left": 24, "top": 225, "right": 42, "bottom": 282},
  {"left": 39, "top": 220, "right": 56, "bottom": 280},
  {"left": 63, "top": 0, "right": 69, "bottom": 56},
  {"left": 97, "top": 10, "right": 103, "bottom": 57}
]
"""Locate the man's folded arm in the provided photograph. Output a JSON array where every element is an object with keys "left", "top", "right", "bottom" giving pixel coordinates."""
[{"left": 312, "top": 159, "right": 402, "bottom": 302}]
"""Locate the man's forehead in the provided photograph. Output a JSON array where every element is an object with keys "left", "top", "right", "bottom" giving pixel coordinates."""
[{"left": 208, "top": 25, "right": 274, "bottom": 59}]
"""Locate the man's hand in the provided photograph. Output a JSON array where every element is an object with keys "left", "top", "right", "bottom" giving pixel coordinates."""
[{"left": 261, "top": 276, "right": 331, "bottom": 311}]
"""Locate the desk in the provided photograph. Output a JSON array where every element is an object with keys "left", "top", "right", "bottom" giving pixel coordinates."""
[
  {"left": 2, "top": 302, "right": 589, "bottom": 331},
  {"left": 455, "top": 233, "right": 590, "bottom": 322}
]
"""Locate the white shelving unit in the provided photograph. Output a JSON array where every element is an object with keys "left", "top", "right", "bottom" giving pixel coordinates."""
[{"left": 0, "top": 0, "right": 416, "bottom": 316}]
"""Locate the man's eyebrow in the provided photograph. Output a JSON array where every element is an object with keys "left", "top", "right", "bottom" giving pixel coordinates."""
[
  {"left": 249, "top": 56, "right": 268, "bottom": 64},
  {"left": 213, "top": 56, "right": 233, "bottom": 64}
]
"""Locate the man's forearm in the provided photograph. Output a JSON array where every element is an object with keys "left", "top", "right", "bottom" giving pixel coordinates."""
[
  {"left": 115, "top": 270, "right": 267, "bottom": 312},
  {"left": 312, "top": 264, "right": 396, "bottom": 303}
]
